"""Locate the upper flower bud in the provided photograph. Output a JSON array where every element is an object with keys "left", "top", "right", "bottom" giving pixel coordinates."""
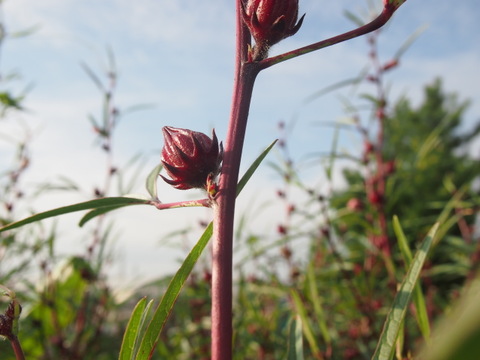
[
  {"left": 242, "top": 0, "right": 305, "bottom": 60},
  {"left": 161, "top": 126, "right": 223, "bottom": 190}
]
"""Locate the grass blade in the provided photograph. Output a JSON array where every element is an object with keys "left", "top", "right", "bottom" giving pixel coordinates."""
[
  {"left": 291, "top": 289, "right": 323, "bottom": 359},
  {"left": 134, "top": 222, "right": 213, "bottom": 359},
  {"left": 287, "top": 316, "right": 304, "bottom": 360},
  {"left": 236, "top": 140, "right": 277, "bottom": 196},
  {"left": 393, "top": 215, "right": 431, "bottom": 340},
  {"left": 372, "top": 222, "right": 439, "bottom": 360},
  {"left": 306, "top": 262, "right": 331, "bottom": 346},
  {"left": 119, "top": 297, "right": 154, "bottom": 360}
]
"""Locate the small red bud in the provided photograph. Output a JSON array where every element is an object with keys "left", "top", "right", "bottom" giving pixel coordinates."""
[
  {"left": 161, "top": 126, "right": 223, "bottom": 190},
  {"left": 277, "top": 224, "right": 287, "bottom": 235},
  {"left": 364, "top": 141, "right": 374, "bottom": 154},
  {"left": 368, "top": 191, "right": 383, "bottom": 205},
  {"left": 347, "top": 198, "right": 363, "bottom": 211},
  {"left": 242, "top": 0, "right": 305, "bottom": 60}
]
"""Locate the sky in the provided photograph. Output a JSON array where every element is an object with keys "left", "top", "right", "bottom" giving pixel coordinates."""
[{"left": 1, "top": 0, "right": 479, "bottom": 290}]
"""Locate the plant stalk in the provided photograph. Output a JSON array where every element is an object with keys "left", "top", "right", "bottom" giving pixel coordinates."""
[
  {"left": 211, "top": 1, "right": 259, "bottom": 358},
  {"left": 10, "top": 335, "right": 25, "bottom": 360}
]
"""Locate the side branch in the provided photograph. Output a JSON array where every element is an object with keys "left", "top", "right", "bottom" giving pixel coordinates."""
[{"left": 258, "top": 3, "right": 404, "bottom": 69}]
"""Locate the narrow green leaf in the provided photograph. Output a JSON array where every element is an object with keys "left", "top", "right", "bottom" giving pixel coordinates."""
[
  {"left": 237, "top": 140, "right": 277, "bottom": 196},
  {"left": 291, "top": 289, "right": 322, "bottom": 359},
  {"left": 393, "top": 25, "right": 428, "bottom": 60},
  {"left": 393, "top": 216, "right": 431, "bottom": 340},
  {"left": 0, "top": 197, "right": 151, "bottom": 233},
  {"left": 307, "top": 262, "right": 331, "bottom": 345},
  {"left": 287, "top": 316, "right": 304, "bottom": 360},
  {"left": 135, "top": 222, "right": 213, "bottom": 360},
  {"left": 372, "top": 223, "right": 439, "bottom": 360},
  {"left": 343, "top": 9, "right": 365, "bottom": 26},
  {"left": 119, "top": 297, "right": 152, "bottom": 360},
  {"left": 80, "top": 61, "right": 105, "bottom": 92},
  {"left": 79, "top": 205, "right": 134, "bottom": 227},
  {"left": 145, "top": 163, "right": 163, "bottom": 200}
]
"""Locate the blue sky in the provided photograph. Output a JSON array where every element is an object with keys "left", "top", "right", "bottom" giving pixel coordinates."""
[{"left": 2, "top": 0, "right": 479, "bottom": 288}]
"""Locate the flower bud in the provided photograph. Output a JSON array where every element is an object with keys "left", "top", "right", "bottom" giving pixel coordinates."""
[
  {"left": 161, "top": 126, "right": 223, "bottom": 190},
  {"left": 242, "top": 0, "right": 305, "bottom": 60}
]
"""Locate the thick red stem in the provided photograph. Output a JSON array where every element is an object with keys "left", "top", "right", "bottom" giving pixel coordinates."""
[{"left": 211, "top": 2, "right": 259, "bottom": 359}]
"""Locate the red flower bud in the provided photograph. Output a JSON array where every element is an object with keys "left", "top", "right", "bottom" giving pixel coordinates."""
[
  {"left": 242, "top": 0, "right": 305, "bottom": 60},
  {"left": 161, "top": 126, "right": 223, "bottom": 190},
  {"left": 367, "top": 191, "right": 383, "bottom": 205}
]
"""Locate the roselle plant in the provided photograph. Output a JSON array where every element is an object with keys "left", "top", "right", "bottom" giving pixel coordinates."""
[{"left": 0, "top": 1, "right": 422, "bottom": 359}]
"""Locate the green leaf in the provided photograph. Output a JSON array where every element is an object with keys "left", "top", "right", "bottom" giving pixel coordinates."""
[
  {"left": 134, "top": 222, "right": 213, "bottom": 360},
  {"left": 306, "top": 262, "right": 331, "bottom": 346},
  {"left": 287, "top": 316, "right": 304, "bottom": 360},
  {"left": 290, "top": 289, "right": 322, "bottom": 359},
  {"left": 393, "top": 216, "right": 431, "bottom": 340},
  {"left": 119, "top": 297, "right": 154, "bottom": 360},
  {"left": 0, "top": 197, "right": 151, "bottom": 233},
  {"left": 146, "top": 163, "right": 163, "bottom": 200},
  {"left": 79, "top": 204, "right": 135, "bottom": 227},
  {"left": 372, "top": 222, "right": 439, "bottom": 360},
  {"left": 237, "top": 140, "right": 277, "bottom": 196}
]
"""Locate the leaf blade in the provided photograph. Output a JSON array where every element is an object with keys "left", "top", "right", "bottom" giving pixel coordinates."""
[
  {"left": 145, "top": 163, "right": 163, "bottom": 200},
  {"left": 134, "top": 222, "right": 213, "bottom": 360},
  {"left": 119, "top": 297, "right": 149, "bottom": 360},
  {"left": 0, "top": 197, "right": 151, "bottom": 233},
  {"left": 393, "top": 216, "right": 431, "bottom": 340},
  {"left": 372, "top": 223, "right": 439, "bottom": 360},
  {"left": 287, "top": 316, "right": 305, "bottom": 360}
]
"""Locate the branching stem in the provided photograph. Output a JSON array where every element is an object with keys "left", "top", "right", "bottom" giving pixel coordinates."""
[{"left": 210, "top": 2, "right": 405, "bottom": 359}]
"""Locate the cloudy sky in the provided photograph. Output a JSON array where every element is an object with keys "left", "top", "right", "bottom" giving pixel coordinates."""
[{"left": 2, "top": 0, "right": 479, "bottom": 289}]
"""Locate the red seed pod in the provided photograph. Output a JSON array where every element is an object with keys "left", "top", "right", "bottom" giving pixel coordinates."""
[
  {"left": 242, "top": 0, "right": 305, "bottom": 60},
  {"left": 368, "top": 191, "right": 383, "bottom": 205},
  {"left": 277, "top": 224, "right": 288, "bottom": 235},
  {"left": 161, "top": 126, "right": 223, "bottom": 190}
]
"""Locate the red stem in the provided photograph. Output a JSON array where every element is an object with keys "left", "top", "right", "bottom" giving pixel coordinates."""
[
  {"left": 258, "top": 4, "right": 401, "bottom": 70},
  {"left": 9, "top": 335, "right": 25, "bottom": 360},
  {"left": 211, "top": 2, "right": 259, "bottom": 358}
]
